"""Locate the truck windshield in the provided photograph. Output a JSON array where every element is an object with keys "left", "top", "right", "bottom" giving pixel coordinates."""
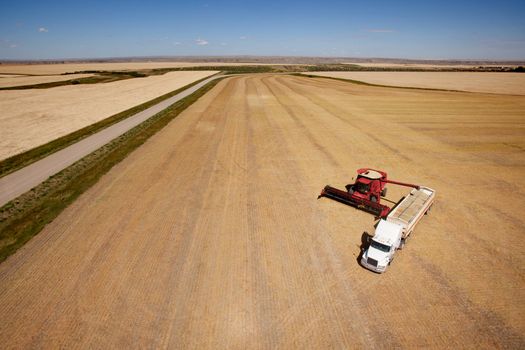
[{"left": 370, "top": 240, "right": 390, "bottom": 252}]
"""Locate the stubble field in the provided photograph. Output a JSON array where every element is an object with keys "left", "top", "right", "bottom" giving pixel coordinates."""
[
  {"left": 0, "top": 74, "right": 523, "bottom": 348},
  {"left": 0, "top": 62, "right": 273, "bottom": 75},
  {"left": 307, "top": 71, "right": 525, "bottom": 95},
  {"left": 0, "top": 73, "right": 94, "bottom": 88},
  {"left": 0, "top": 70, "right": 217, "bottom": 160},
  {"left": 343, "top": 62, "right": 520, "bottom": 69}
]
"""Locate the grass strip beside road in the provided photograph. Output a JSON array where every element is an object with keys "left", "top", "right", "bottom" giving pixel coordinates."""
[
  {"left": 0, "top": 74, "right": 217, "bottom": 178},
  {"left": 0, "top": 77, "right": 224, "bottom": 263}
]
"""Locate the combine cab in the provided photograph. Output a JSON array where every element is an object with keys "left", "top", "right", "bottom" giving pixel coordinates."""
[{"left": 345, "top": 168, "right": 388, "bottom": 204}]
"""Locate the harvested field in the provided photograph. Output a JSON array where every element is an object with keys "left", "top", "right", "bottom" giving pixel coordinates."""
[
  {"left": 343, "top": 62, "right": 520, "bottom": 69},
  {"left": 0, "top": 73, "right": 93, "bottom": 88},
  {"left": 0, "top": 75, "right": 524, "bottom": 348},
  {"left": 0, "top": 70, "right": 217, "bottom": 160},
  {"left": 0, "top": 62, "right": 273, "bottom": 75},
  {"left": 308, "top": 71, "right": 525, "bottom": 95}
]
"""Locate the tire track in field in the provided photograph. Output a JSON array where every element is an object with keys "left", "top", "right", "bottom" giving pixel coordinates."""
[
  {"left": 0, "top": 74, "right": 523, "bottom": 349},
  {"left": 259, "top": 77, "right": 341, "bottom": 168},
  {"left": 277, "top": 76, "right": 413, "bottom": 162},
  {"left": 412, "top": 253, "right": 525, "bottom": 348},
  {"left": 262, "top": 77, "right": 404, "bottom": 348},
  {"left": 264, "top": 76, "right": 383, "bottom": 167},
  {"left": 157, "top": 77, "right": 246, "bottom": 348},
  {"left": 0, "top": 77, "right": 240, "bottom": 348},
  {"left": 250, "top": 75, "right": 400, "bottom": 348},
  {"left": 279, "top": 74, "right": 523, "bottom": 346}
]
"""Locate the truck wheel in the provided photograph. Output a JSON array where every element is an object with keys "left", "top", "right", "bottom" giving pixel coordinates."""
[
  {"left": 381, "top": 188, "right": 388, "bottom": 197},
  {"left": 425, "top": 205, "right": 432, "bottom": 215},
  {"left": 399, "top": 239, "right": 405, "bottom": 250},
  {"left": 370, "top": 196, "right": 377, "bottom": 203}
]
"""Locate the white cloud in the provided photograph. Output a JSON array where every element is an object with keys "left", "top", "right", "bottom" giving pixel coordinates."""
[
  {"left": 240, "top": 36, "right": 247, "bottom": 40},
  {"left": 173, "top": 41, "right": 181, "bottom": 46},
  {"left": 220, "top": 42, "right": 227, "bottom": 46},
  {"left": 196, "top": 38, "right": 209, "bottom": 45},
  {"left": 367, "top": 29, "right": 394, "bottom": 33},
  {"left": 1, "top": 39, "right": 18, "bottom": 48},
  {"left": 38, "top": 27, "right": 48, "bottom": 33}
]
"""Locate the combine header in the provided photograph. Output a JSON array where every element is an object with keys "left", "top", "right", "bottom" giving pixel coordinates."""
[
  {"left": 319, "top": 185, "right": 391, "bottom": 218},
  {"left": 319, "top": 168, "right": 420, "bottom": 218}
]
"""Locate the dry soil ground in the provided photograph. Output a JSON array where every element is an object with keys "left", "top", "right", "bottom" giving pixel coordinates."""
[
  {"left": 308, "top": 71, "right": 525, "bottom": 95},
  {"left": 0, "top": 70, "right": 217, "bottom": 160},
  {"left": 0, "top": 73, "right": 94, "bottom": 88},
  {"left": 0, "top": 75, "right": 524, "bottom": 349}
]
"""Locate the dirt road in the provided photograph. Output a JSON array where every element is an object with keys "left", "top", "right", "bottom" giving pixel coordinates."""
[{"left": 0, "top": 75, "right": 523, "bottom": 348}]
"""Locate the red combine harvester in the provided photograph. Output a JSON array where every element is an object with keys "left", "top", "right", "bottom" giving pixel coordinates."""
[{"left": 319, "top": 168, "right": 420, "bottom": 218}]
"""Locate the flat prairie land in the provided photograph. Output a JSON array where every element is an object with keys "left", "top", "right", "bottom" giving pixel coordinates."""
[
  {"left": 0, "top": 70, "right": 217, "bottom": 160},
  {"left": 0, "top": 73, "right": 93, "bottom": 88},
  {"left": 0, "top": 75, "right": 524, "bottom": 348},
  {"left": 343, "top": 62, "right": 520, "bottom": 69},
  {"left": 0, "top": 62, "right": 272, "bottom": 75},
  {"left": 308, "top": 71, "right": 525, "bottom": 95}
]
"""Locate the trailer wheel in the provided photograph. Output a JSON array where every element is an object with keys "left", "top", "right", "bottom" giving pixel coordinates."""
[
  {"left": 425, "top": 205, "right": 432, "bottom": 215},
  {"left": 399, "top": 239, "right": 405, "bottom": 250},
  {"left": 381, "top": 188, "right": 388, "bottom": 197}
]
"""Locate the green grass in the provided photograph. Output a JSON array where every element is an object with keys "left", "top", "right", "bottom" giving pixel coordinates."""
[
  {"left": 0, "top": 74, "right": 217, "bottom": 177},
  {"left": 0, "top": 77, "right": 225, "bottom": 263}
]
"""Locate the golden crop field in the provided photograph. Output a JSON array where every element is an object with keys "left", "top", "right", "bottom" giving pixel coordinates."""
[
  {"left": 343, "top": 62, "right": 519, "bottom": 69},
  {"left": 0, "top": 62, "right": 273, "bottom": 75},
  {"left": 0, "top": 75, "right": 523, "bottom": 348},
  {"left": 0, "top": 73, "right": 94, "bottom": 88},
  {"left": 0, "top": 70, "right": 218, "bottom": 160},
  {"left": 307, "top": 71, "right": 525, "bottom": 95}
]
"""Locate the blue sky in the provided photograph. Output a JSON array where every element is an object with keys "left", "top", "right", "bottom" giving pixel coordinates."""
[{"left": 1, "top": 0, "right": 524, "bottom": 60}]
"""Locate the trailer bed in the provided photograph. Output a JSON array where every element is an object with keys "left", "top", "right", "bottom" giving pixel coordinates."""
[{"left": 387, "top": 187, "right": 435, "bottom": 235}]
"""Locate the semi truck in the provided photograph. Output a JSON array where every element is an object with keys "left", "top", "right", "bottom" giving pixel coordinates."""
[{"left": 360, "top": 186, "right": 435, "bottom": 273}]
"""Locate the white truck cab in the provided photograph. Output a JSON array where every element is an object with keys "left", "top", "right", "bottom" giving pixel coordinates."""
[
  {"left": 360, "top": 186, "right": 435, "bottom": 273},
  {"left": 360, "top": 220, "right": 403, "bottom": 273}
]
